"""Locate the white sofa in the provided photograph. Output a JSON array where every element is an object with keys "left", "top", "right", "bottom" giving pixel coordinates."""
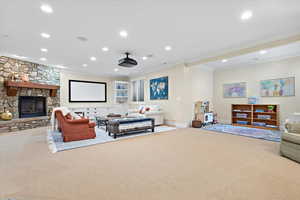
[
  {"left": 69, "top": 105, "right": 128, "bottom": 121},
  {"left": 280, "top": 113, "right": 300, "bottom": 162},
  {"left": 128, "top": 105, "right": 164, "bottom": 126}
]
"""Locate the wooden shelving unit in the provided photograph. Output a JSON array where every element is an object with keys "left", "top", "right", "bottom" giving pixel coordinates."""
[{"left": 232, "top": 104, "right": 279, "bottom": 130}]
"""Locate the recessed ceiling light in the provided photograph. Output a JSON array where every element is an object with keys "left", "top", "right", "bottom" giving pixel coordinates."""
[
  {"left": 164, "top": 46, "right": 172, "bottom": 51},
  {"left": 40, "top": 33, "right": 50, "bottom": 38},
  {"left": 241, "top": 10, "right": 253, "bottom": 21},
  {"left": 82, "top": 64, "right": 87, "bottom": 67},
  {"left": 222, "top": 59, "right": 228, "bottom": 63},
  {"left": 40, "top": 57, "right": 47, "bottom": 61},
  {"left": 90, "top": 56, "right": 97, "bottom": 61},
  {"left": 102, "top": 47, "right": 109, "bottom": 52},
  {"left": 114, "top": 68, "right": 119, "bottom": 72},
  {"left": 119, "top": 30, "right": 128, "bottom": 38},
  {"left": 40, "top": 48, "right": 48, "bottom": 52},
  {"left": 40, "top": 4, "right": 53, "bottom": 14},
  {"left": 259, "top": 50, "right": 267, "bottom": 55},
  {"left": 142, "top": 56, "right": 148, "bottom": 60}
]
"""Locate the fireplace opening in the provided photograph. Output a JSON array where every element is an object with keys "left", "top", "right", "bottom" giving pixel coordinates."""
[{"left": 19, "top": 96, "right": 47, "bottom": 118}]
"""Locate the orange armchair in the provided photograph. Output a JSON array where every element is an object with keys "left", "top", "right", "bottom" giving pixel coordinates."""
[{"left": 55, "top": 110, "right": 96, "bottom": 142}]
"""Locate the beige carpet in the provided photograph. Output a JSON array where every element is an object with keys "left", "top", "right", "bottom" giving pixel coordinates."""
[{"left": 1, "top": 127, "right": 300, "bottom": 200}]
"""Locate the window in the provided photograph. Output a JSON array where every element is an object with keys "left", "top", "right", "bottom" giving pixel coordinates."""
[{"left": 131, "top": 80, "right": 144, "bottom": 102}]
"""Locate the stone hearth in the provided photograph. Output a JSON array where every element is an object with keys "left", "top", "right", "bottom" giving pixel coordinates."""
[
  {"left": 0, "top": 116, "right": 50, "bottom": 133},
  {"left": 0, "top": 56, "right": 60, "bottom": 132}
]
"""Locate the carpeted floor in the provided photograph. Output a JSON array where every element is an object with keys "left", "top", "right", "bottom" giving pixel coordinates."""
[{"left": 1, "top": 127, "right": 300, "bottom": 200}]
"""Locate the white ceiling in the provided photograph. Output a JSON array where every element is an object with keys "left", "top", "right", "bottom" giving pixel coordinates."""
[
  {"left": 206, "top": 41, "right": 300, "bottom": 69},
  {"left": 1, "top": 0, "right": 300, "bottom": 77}
]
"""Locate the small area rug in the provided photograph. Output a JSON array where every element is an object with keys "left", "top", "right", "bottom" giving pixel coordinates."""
[
  {"left": 202, "top": 124, "right": 281, "bottom": 142},
  {"left": 47, "top": 126, "right": 176, "bottom": 153}
]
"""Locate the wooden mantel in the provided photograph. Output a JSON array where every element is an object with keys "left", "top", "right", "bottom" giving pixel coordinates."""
[{"left": 4, "top": 80, "right": 60, "bottom": 97}]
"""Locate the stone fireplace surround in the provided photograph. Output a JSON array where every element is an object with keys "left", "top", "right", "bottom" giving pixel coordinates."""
[{"left": 0, "top": 56, "right": 60, "bottom": 133}]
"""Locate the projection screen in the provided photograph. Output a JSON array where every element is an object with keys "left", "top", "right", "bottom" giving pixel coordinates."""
[{"left": 69, "top": 80, "right": 107, "bottom": 102}]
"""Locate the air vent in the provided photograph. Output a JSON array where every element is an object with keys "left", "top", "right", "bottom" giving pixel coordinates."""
[{"left": 76, "top": 36, "right": 88, "bottom": 42}]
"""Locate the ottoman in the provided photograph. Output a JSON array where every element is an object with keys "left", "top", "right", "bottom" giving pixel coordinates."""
[{"left": 107, "top": 117, "right": 155, "bottom": 139}]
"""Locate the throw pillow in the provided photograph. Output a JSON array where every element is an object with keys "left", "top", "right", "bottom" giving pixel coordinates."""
[
  {"left": 65, "top": 113, "right": 73, "bottom": 120},
  {"left": 139, "top": 109, "right": 145, "bottom": 114},
  {"left": 139, "top": 106, "right": 145, "bottom": 114},
  {"left": 286, "top": 122, "right": 300, "bottom": 134},
  {"left": 71, "top": 112, "right": 82, "bottom": 119}
]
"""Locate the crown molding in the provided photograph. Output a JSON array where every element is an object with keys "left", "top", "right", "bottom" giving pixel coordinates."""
[{"left": 186, "top": 34, "right": 300, "bottom": 67}]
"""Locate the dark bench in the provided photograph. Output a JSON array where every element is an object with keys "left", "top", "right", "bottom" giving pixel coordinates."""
[{"left": 107, "top": 118, "right": 155, "bottom": 139}]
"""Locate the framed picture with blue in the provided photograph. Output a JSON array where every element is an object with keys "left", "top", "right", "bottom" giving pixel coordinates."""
[{"left": 150, "top": 76, "right": 169, "bottom": 100}]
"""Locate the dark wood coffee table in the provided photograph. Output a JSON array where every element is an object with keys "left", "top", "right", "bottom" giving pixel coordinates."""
[{"left": 95, "top": 117, "right": 109, "bottom": 131}]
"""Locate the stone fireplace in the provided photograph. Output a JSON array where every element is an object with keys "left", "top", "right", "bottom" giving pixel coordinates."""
[
  {"left": 0, "top": 56, "right": 60, "bottom": 133},
  {"left": 19, "top": 96, "right": 47, "bottom": 118}
]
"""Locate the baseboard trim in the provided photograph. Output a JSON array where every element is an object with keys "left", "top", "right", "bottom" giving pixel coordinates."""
[{"left": 165, "top": 120, "right": 189, "bottom": 128}]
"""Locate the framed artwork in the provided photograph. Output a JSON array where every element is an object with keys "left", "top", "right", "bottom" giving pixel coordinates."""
[
  {"left": 260, "top": 77, "right": 295, "bottom": 97},
  {"left": 150, "top": 76, "right": 169, "bottom": 100},
  {"left": 223, "top": 82, "right": 247, "bottom": 98}
]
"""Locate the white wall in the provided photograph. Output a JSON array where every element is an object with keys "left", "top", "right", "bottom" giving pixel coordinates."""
[
  {"left": 59, "top": 55, "right": 300, "bottom": 128},
  {"left": 213, "top": 56, "right": 300, "bottom": 125},
  {"left": 186, "top": 65, "right": 215, "bottom": 121},
  {"left": 130, "top": 64, "right": 214, "bottom": 127},
  {"left": 60, "top": 71, "right": 128, "bottom": 108}
]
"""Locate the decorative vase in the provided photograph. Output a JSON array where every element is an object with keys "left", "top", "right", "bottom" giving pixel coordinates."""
[{"left": 1, "top": 108, "right": 13, "bottom": 120}]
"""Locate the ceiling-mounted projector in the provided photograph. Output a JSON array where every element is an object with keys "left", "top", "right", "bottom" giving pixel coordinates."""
[{"left": 118, "top": 52, "right": 138, "bottom": 67}]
